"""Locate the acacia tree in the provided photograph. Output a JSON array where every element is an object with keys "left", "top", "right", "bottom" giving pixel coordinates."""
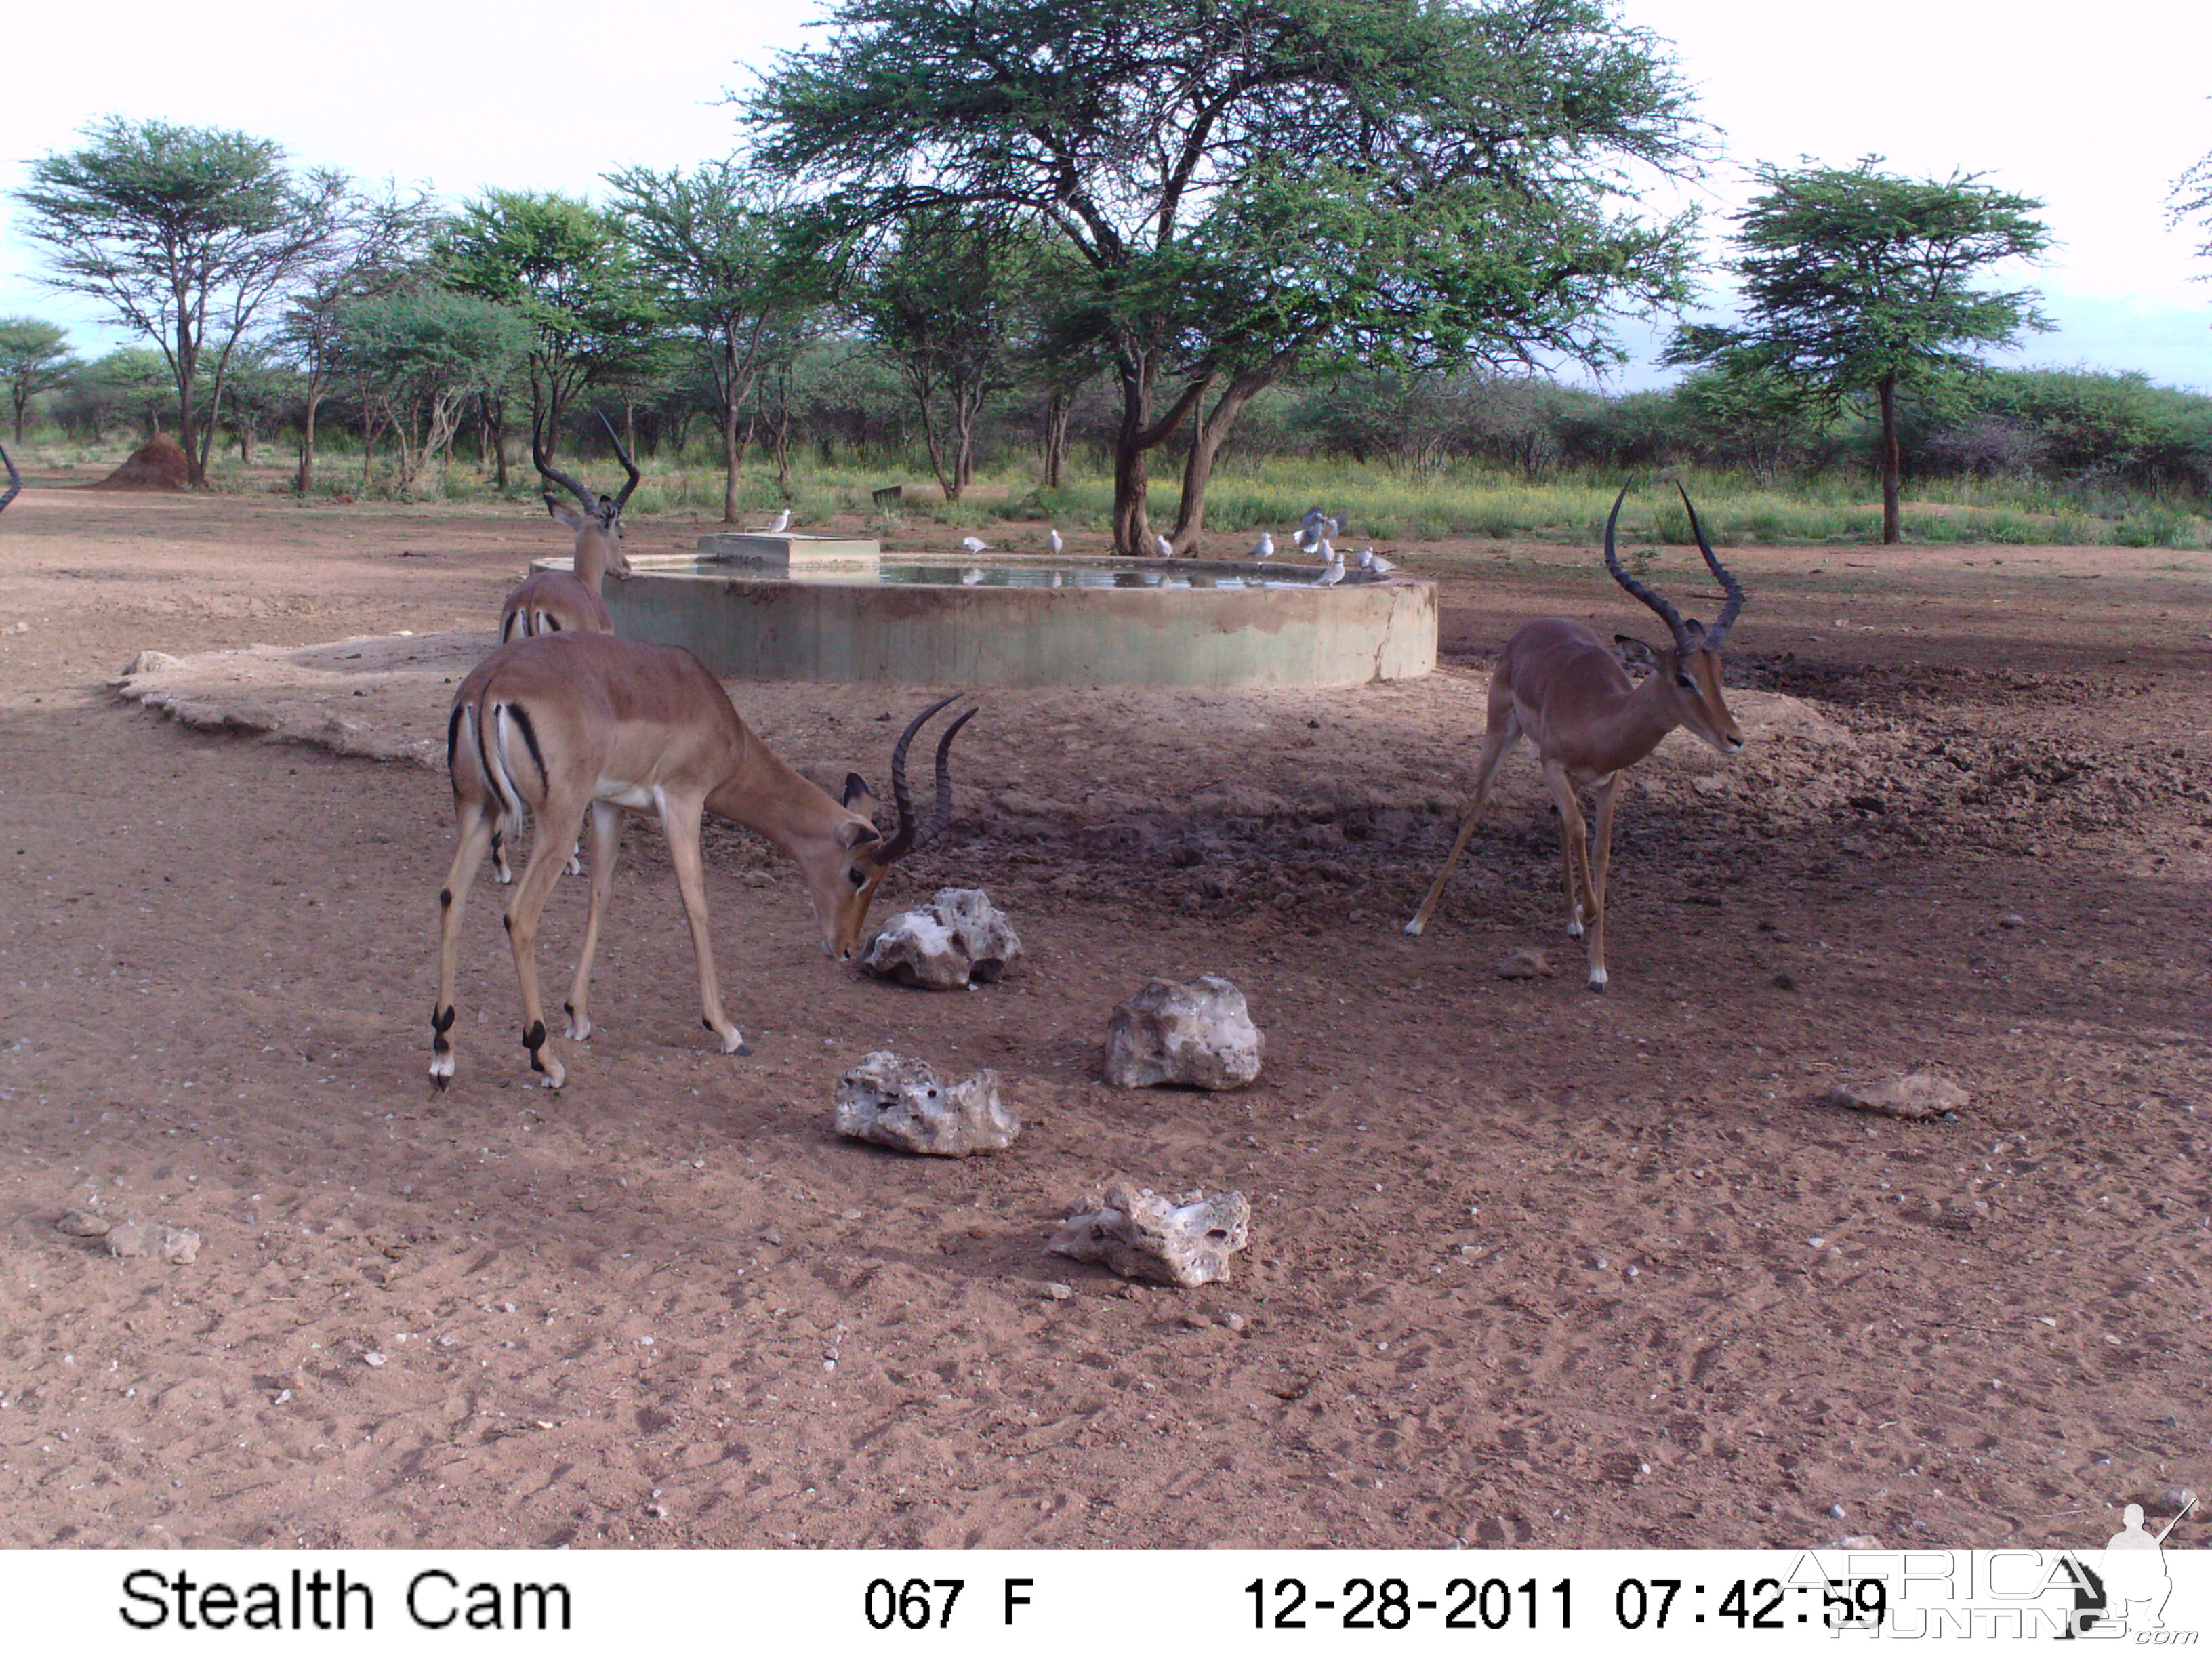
[
  {"left": 848, "top": 208, "right": 1038, "bottom": 501},
  {"left": 14, "top": 117, "right": 348, "bottom": 485},
  {"left": 277, "top": 184, "right": 438, "bottom": 494},
  {"left": 435, "top": 191, "right": 659, "bottom": 462},
  {"left": 1666, "top": 158, "right": 2051, "bottom": 544},
  {"left": 605, "top": 163, "right": 808, "bottom": 520},
  {"left": 0, "top": 319, "right": 81, "bottom": 443},
  {"left": 335, "top": 288, "right": 532, "bottom": 495},
  {"left": 750, "top": 0, "right": 1702, "bottom": 552}
]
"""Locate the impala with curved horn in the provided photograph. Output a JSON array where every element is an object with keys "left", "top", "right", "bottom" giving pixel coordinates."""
[
  {"left": 499, "top": 412, "right": 641, "bottom": 643},
  {"left": 1404, "top": 482, "right": 1748, "bottom": 992},
  {"left": 431, "top": 630, "right": 975, "bottom": 1089}
]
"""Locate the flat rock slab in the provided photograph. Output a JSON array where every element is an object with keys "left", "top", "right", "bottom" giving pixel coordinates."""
[
  {"left": 1103, "top": 975, "right": 1263, "bottom": 1090},
  {"left": 861, "top": 888, "right": 1024, "bottom": 991},
  {"left": 106, "top": 1221, "right": 201, "bottom": 1264},
  {"left": 834, "top": 1051, "right": 1019, "bottom": 1156},
  {"left": 1047, "top": 1182, "right": 1252, "bottom": 1287},
  {"left": 1824, "top": 1073, "right": 1971, "bottom": 1120}
]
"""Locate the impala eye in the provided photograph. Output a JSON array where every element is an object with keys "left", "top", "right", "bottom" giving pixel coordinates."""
[
  {"left": 847, "top": 867, "right": 868, "bottom": 888},
  {"left": 1675, "top": 672, "right": 1696, "bottom": 690}
]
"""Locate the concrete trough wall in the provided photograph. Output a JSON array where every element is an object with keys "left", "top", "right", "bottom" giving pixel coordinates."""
[{"left": 600, "top": 561, "right": 1435, "bottom": 688}]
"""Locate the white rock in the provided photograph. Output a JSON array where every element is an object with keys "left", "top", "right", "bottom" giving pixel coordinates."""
[
  {"left": 1103, "top": 975, "right": 1263, "bottom": 1090},
  {"left": 106, "top": 1221, "right": 200, "bottom": 1264},
  {"left": 834, "top": 1051, "right": 1020, "bottom": 1156},
  {"left": 861, "top": 888, "right": 1023, "bottom": 990},
  {"left": 120, "top": 649, "right": 178, "bottom": 678},
  {"left": 55, "top": 1208, "right": 112, "bottom": 1237},
  {"left": 1824, "top": 1073, "right": 1970, "bottom": 1120},
  {"left": 1048, "top": 1182, "right": 1252, "bottom": 1287}
]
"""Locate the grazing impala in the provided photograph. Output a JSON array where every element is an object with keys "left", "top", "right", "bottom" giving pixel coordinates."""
[
  {"left": 499, "top": 417, "right": 638, "bottom": 643},
  {"left": 432, "top": 631, "right": 974, "bottom": 1089},
  {"left": 1405, "top": 482, "right": 1748, "bottom": 992}
]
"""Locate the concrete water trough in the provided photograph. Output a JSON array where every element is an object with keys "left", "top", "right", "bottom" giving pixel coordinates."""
[{"left": 558, "top": 543, "right": 1436, "bottom": 689}]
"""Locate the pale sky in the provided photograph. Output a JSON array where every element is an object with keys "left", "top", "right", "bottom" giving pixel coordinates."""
[{"left": 2, "top": 0, "right": 2207, "bottom": 391}]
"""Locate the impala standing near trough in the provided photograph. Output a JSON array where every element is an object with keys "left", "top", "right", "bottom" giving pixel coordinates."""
[
  {"left": 432, "top": 632, "right": 975, "bottom": 1089},
  {"left": 1405, "top": 483, "right": 1748, "bottom": 992},
  {"left": 499, "top": 418, "right": 639, "bottom": 643}
]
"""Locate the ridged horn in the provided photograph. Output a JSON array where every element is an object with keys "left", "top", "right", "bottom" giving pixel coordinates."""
[
  {"left": 869, "top": 694, "right": 975, "bottom": 866},
  {"left": 1675, "top": 483, "right": 1746, "bottom": 649},
  {"left": 1602, "top": 483, "right": 1692, "bottom": 655},
  {"left": 594, "top": 409, "right": 642, "bottom": 516},
  {"left": 531, "top": 417, "right": 595, "bottom": 514},
  {"left": 0, "top": 442, "right": 20, "bottom": 515}
]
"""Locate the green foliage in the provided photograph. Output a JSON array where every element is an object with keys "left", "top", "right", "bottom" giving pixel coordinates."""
[
  {"left": 751, "top": 0, "right": 1708, "bottom": 546},
  {"left": 0, "top": 316, "right": 81, "bottom": 441},
  {"left": 13, "top": 116, "right": 350, "bottom": 482},
  {"left": 435, "top": 190, "right": 660, "bottom": 436}
]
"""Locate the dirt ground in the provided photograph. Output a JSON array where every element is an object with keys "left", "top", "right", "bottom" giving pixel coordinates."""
[{"left": 0, "top": 478, "right": 2207, "bottom": 1553}]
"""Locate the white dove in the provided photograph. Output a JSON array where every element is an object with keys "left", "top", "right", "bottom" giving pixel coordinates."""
[
  {"left": 1312, "top": 537, "right": 1333, "bottom": 565},
  {"left": 1317, "top": 550, "right": 1346, "bottom": 588},
  {"left": 1248, "top": 531, "right": 1275, "bottom": 560},
  {"left": 1154, "top": 533, "right": 1174, "bottom": 558},
  {"left": 1357, "top": 545, "right": 1396, "bottom": 575},
  {"left": 960, "top": 535, "right": 993, "bottom": 554},
  {"left": 764, "top": 508, "right": 791, "bottom": 533},
  {"left": 1047, "top": 528, "right": 1063, "bottom": 555}
]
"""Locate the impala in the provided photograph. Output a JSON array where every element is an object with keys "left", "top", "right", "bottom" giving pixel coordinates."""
[
  {"left": 499, "top": 417, "right": 638, "bottom": 643},
  {"left": 431, "top": 632, "right": 975, "bottom": 1089},
  {"left": 1404, "top": 482, "right": 1748, "bottom": 992}
]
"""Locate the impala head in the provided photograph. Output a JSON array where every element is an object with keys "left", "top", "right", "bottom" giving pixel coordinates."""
[
  {"left": 1605, "top": 482, "right": 1748, "bottom": 756},
  {"left": 533, "top": 412, "right": 640, "bottom": 576},
  {"left": 802, "top": 693, "right": 979, "bottom": 961}
]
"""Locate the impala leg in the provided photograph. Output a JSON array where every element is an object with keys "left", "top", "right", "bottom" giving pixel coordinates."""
[
  {"left": 1541, "top": 760, "right": 1596, "bottom": 947},
  {"left": 660, "top": 796, "right": 750, "bottom": 1057},
  {"left": 1404, "top": 718, "right": 1521, "bottom": 937},
  {"left": 503, "top": 792, "right": 590, "bottom": 1089},
  {"left": 562, "top": 801, "right": 624, "bottom": 1041},
  {"left": 1584, "top": 773, "right": 1624, "bottom": 994},
  {"left": 431, "top": 806, "right": 497, "bottom": 1090}
]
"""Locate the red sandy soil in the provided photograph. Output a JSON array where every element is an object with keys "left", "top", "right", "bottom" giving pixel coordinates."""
[{"left": 0, "top": 478, "right": 2207, "bottom": 1551}]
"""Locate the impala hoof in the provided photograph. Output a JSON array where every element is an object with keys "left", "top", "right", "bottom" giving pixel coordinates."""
[
  {"left": 1586, "top": 972, "right": 1607, "bottom": 995},
  {"left": 563, "top": 1002, "right": 592, "bottom": 1042},
  {"left": 1402, "top": 918, "right": 1425, "bottom": 937}
]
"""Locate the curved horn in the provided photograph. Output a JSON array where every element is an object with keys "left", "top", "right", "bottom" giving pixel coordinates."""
[
  {"left": 531, "top": 417, "right": 594, "bottom": 513},
  {"left": 0, "top": 442, "right": 20, "bottom": 515},
  {"left": 912, "top": 706, "right": 979, "bottom": 852},
  {"left": 594, "top": 409, "right": 642, "bottom": 515},
  {"left": 1675, "top": 482, "right": 1746, "bottom": 650},
  {"left": 869, "top": 693, "right": 966, "bottom": 867},
  {"left": 1603, "top": 483, "right": 1692, "bottom": 654}
]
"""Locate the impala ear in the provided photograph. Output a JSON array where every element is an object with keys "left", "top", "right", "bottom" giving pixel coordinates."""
[
  {"left": 544, "top": 497, "right": 586, "bottom": 531},
  {"left": 1614, "top": 634, "right": 1658, "bottom": 674},
  {"left": 841, "top": 772, "right": 876, "bottom": 813},
  {"left": 836, "top": 819, "right": 882, "bottom": 850}
]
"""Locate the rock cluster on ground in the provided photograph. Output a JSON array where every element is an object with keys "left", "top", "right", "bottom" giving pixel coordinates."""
[
  {"left": 1048, "top": 1182, "right": 1252, "bottom": 1287},
  {"left": 833, "top": 1050, "right": 1019, "bottom": 1155},
  {"left": 1103, "top": 975, "right": 1263, "bottom": 1090},
  {"left": 861, "top": 888, "right": 1024, "bottom": 990},
  {"left": 1824, "top": 1073, "right": 1971, "bottom": 1120},
  {"left": 104, "top": 1221, "right": 202, "bottom": 1264}
]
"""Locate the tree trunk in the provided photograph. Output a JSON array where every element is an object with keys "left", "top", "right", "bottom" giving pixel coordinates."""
[
  {"left": 721, "top": 359, "right": 742, "bottom": 525},
  {"left": 1042, "top": 388, "right": 1071, "bottom": 490},
  {"left": 1878, "top": 373, "right": 1902, "bottom": 545},
  {"left": 9, "top": 390, "right": 24, "bottom": 444},
  {"left": 298, "top": 377, "right": 324, "bottom": 495},
  {"left": 176, "top": 312, "right": 205, "bottom": 489},
  {"left": 1170, "top": 361, "right": 1292, "bottom": 550}
]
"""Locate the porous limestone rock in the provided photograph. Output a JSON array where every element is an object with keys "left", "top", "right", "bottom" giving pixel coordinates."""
[
  {"left": 1824, "top": 1073, "right": 1970, "bottom": 1121},
  {"left": 861, "top": 888, "right": 1023, "bottom": 990},
  {"left": 834, "top": 1051, "right": 1019, "bottom": 1156},
  {"left": 106, "top": 1221, "right": 201, "bottom": 1264},
  {"left": 1047, "top": 1182, "right": 1251, "bottom": 1287},
  {"left": 1103, "top": 975, "right": 1262, "bottom": 1090}
]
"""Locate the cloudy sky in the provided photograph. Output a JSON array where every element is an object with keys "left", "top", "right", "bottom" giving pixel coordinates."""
[{"left": 2, "top": 0, "right": 2207, "bottom": 391}]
